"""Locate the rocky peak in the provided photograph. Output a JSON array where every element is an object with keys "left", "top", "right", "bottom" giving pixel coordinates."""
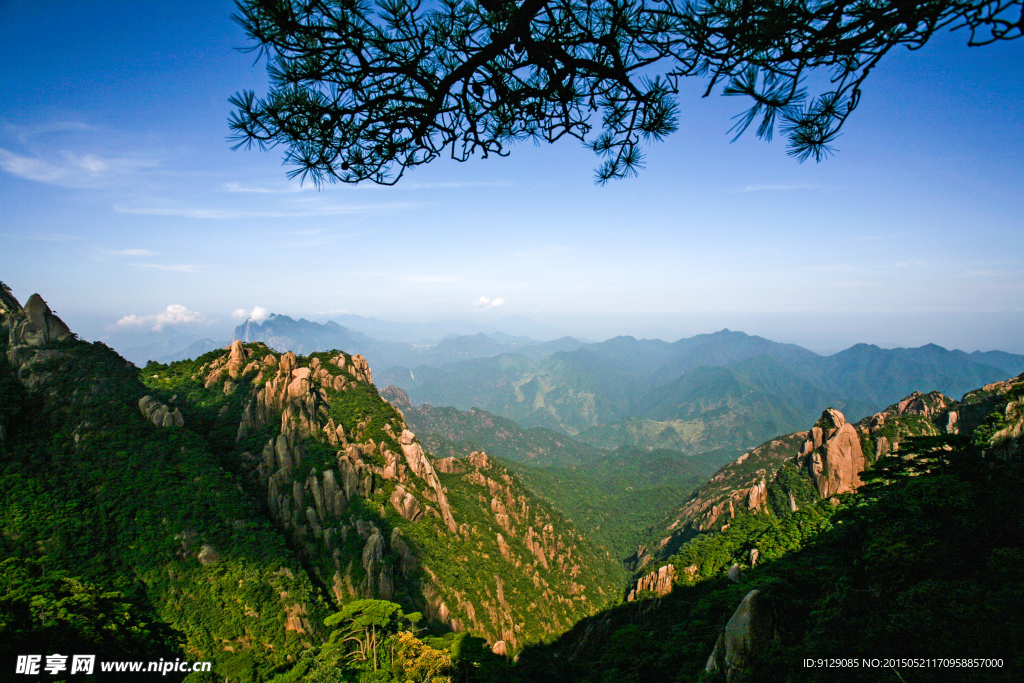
[
  {"left": 380, "top": 385, "right": 413, "bottom": 411},
  {"left": 193, "top": 343, "right": 468, "bottom": 631},
  {"left": 2, "top": 292, "right": 73, "bottom": 348},
  {"left": 800, "top": 408, "right": 864, "bottom": 498}
]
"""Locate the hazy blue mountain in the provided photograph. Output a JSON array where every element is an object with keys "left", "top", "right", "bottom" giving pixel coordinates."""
[
  {"left": 961, "top": 349, "right": 1024, "bottom": 375},
  {"left": 815, "top": 342, "right": 1014, "bottom": 409},
  {"left": 235, "top": 315, "right": 581, "bottom": 371},
  {"left": 326, "top": 312, "right": 569, "bottom": 344},
  {"left": 380, "top": 331, "right": 1024, "bottom": 454},
  {"left": 153, "top": 337, "right": 224, "bottom": 364}
]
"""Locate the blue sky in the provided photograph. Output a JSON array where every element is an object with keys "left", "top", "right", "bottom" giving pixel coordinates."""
[{"left": 1, "top": 1, "right": 1022, "bottom": 354}]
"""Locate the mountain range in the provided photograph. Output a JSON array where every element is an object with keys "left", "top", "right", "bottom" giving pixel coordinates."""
[
  {"left": 4, "top": 285, "right": 1022, "bottom": 681},
  {"left": 379, "top": 330, "right": 1024, "bottom": 456}
]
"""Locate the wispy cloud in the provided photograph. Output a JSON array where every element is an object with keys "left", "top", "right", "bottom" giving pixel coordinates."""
[
  {"left": 101, "top": 248, "right": 155, "bottom": 256},
  {"left": 398, "top": 275, "right": 458, "bottom": 283},
  {"left": 5, "top": 121, "right": 96, "bottom": 143},
  {"left": 739, "top": 183, "right": 817, "bottom": 193},
  {"left": 130, "top": 263, "right": 200, "bottom": 273},
  {"left": 113, "top": 201, "right": 414, "bottom": 219},
  {"left": 473, "top": 296, "right": 505, "bottom": 309},
  {"left": 115, "top": 304, "right": 205, "bottom": 331},
  {"left": 223, "top": 181, "right": 309, "bottom": 194},
  {"left": 0, "top": 148, "right": 158, "bottom": 188}
]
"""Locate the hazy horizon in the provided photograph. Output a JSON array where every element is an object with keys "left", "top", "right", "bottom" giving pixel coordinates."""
[{"left": 2, "top": 2, "right": 1022, "bottom": 357}]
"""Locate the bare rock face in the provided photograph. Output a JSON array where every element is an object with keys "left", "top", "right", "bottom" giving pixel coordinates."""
[
  {"left": 626, "top": 564, "right": 677, "bottom": 601},
  {"left": 987, "top": 394, "right": 1024, "bottom": 460},
  {"left": 399, "top": 429, "right": 458, "bottom": 532},
  {"left": 139, "top": 395, "right": 185, "bottom": 428},
  {"left": 434, "top": 457, "right": 465, "bottom": 474},
  {"left": 3, "top": 293, "right": 73, "bottom": 348},
  {"left": 746, "top": 479, "right": 767, "bottom": 510},
  {"left": 705, "top": 590, "right": 779, "bottom": 681},
  {"left": 197, "top": 544, "right": 220, "bottom": 566},
  {"left": 380, "top": 385, "right": 413, "bottom": 412},
  {"left": 390, "top": 484, "right": 423, "bottom": 521},
  {"left": 802, "top": 409, "right": 865, "bottom": 498}
]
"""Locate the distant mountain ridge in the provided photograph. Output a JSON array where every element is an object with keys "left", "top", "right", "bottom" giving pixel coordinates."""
[
  {"left": 233, "top": 314, "right": 584, "bottom": 370},
  {"left": 378, "top": 330, "right": 1024, "bottom": 456}
]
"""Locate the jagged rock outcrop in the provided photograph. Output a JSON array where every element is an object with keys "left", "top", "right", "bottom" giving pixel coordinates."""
[
  {"left": 192, "top": 343, "right": 472, "bottom": 633},
  {"left": 3, "top": 293, "right": 73, "bottom": 348},
  {"left": 705, "top": 590, "right": 779, "bottom": 682},
  {"left": 640, "top": 432, "right": 808, "bottom": 566},
  {"left": 800, "top": 408, "right": 865, "bottom": 498},
  {"left": 626, "top": 564, "right": 676, "bottom": 601},
  {"left": 139, "top": 395, "right": 184, "bottom": 428},
  {"left": 989, "top": 395, "right": 1024, "bottom": 460},
  {"left": 380, "top": 384, "right": 412, "bottom": 412},
  {"left": 197, "top": 544, "right": 220, "bottom": 566}
]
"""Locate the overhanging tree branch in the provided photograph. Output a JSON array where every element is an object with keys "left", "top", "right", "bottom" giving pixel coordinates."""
[{"left": 229, "top": 0, "right": 1023, "bottom": 184}]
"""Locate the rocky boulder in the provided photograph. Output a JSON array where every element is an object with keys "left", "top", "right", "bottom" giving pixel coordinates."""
[
  {"left": 706, "top": 589, "right": 779, "bottom": 681},
  {"left": 3, "top": 293, "right": 73, "bottom": 348},
  {"left": 801, "top": 409, "right": 865, "bottom": 498},
  {"left": 139, "top": 395, "right": 185, "bottom": 428},
  {"left": 626, "top": 564, "right": 676, "bottom": 601}
]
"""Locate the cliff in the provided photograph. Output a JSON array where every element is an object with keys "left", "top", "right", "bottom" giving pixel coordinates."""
[{"left": 147, "top": 339, "right": 621, "bottom": 652}]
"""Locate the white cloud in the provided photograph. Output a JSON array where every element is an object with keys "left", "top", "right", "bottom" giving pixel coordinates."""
[
  {"left": 0, "top": 148, "right": 157, "bottom": 187},
  {"left": 116, "top": 304, "right": 205, "bottom": 331},
  {"left": 739, "top": 183, "right": 817, "bottom": 193},
  {"left": 113, "top": 201, "right": 415, "bottom": 219},
  {"left": 223, "top": 181, "right": 309, "bottom": 194},
  {"left": 472, "top": 296, "right": 506, "bottom": 310},
  {"left": 102, "top": 248, "right": 155, "bottom": 256},
  {"left": 234, "top": 306, "right": 271, "bottom": 323},
  {"left": 130, "top": 263, "right": 200, "bottom": 272}
]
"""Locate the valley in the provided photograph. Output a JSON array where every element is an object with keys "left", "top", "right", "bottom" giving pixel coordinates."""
[{"left": 2, "top": 286, "right": 1022, "bottom": 682}]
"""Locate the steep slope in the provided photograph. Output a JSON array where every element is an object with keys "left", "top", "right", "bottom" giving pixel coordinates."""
[
  {"left": 512, "top": 374, "right": 1024, "bottom": 682},
  {"left": 146, "top": 341, "right": 622, "bottom": 653},
  {"left": 0, "top": 287, "right": 621, "bottom": 680},
  {"left": 637, "top": 389, "right": 956, "bottom": 568},
  {"left": 382, "top": 386, "right": 727, "bottom": 564},
  {"left": 382, "top": 386, "right": 608, "bottom": 468},
  {"left": 1, "top": 292, "right": 326, "bottom": 680}
]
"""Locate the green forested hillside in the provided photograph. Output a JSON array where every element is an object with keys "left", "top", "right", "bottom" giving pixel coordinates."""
[
  {"left": 377, "top": 331, "right": 1023, "bottom": 455},
  {"left": 384, "top": 388, "right": 730, "bottom": 562},
  {"left": 1, "top": 312, "right": 325, "bottom": 681},
  {"left": 509, "top": 375, "right": 1024, "bottom": 682},
  {"left": 0, "top": 291, "right": 620, "bottom": 682}
]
